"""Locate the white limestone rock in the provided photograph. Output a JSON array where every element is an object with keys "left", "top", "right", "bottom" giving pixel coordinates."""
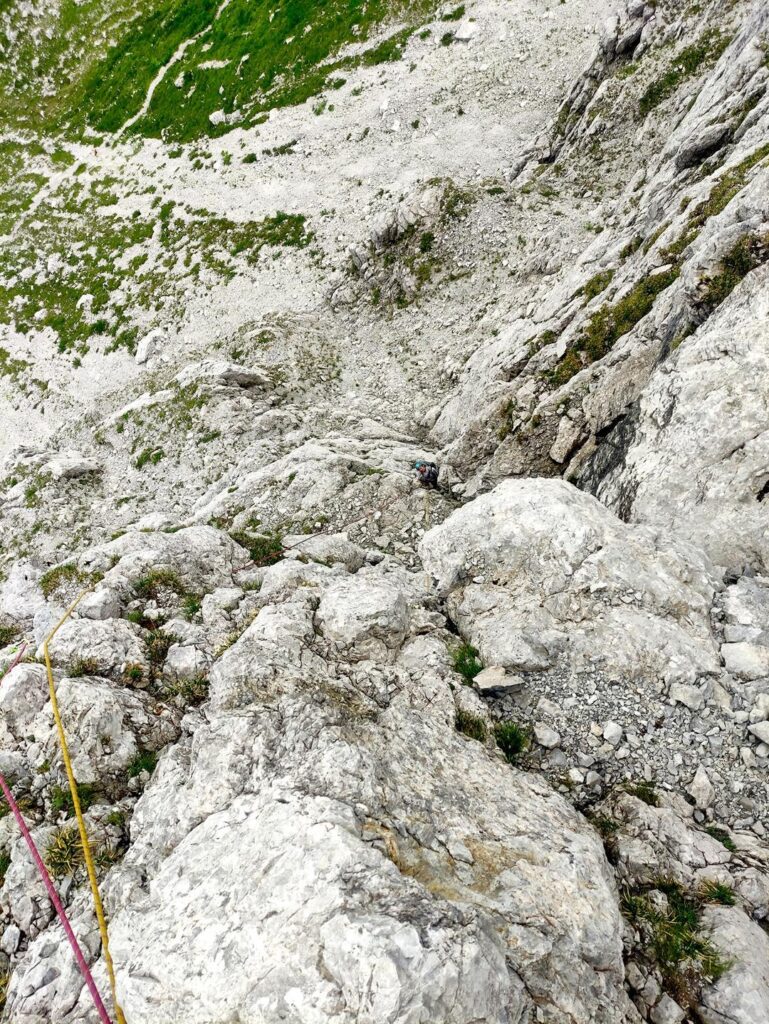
[{"left": 420, "top": 479, "right": 719, "bottom": 684}]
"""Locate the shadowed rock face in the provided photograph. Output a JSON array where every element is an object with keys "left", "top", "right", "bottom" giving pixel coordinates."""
[{"left": 1, "top": 1, "right": 769, "bottom": 1023}]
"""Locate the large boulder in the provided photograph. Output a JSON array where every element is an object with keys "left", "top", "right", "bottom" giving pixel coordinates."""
[{"left": 419, "top": 479, "right": 720, "bottom": 685}]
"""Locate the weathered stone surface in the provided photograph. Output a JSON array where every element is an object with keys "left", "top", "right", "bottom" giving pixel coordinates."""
[{"left": 420, "top": 479, "right": 719, "bottom": 684}]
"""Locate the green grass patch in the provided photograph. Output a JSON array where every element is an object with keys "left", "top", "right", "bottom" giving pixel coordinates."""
[
  {"left": 39, "top": 563, "right": 95, "bottom": 599},
  {"left": 67, "top": 657, "right": 101, "bottom": 678},
  {"left": 450, "top": 642, "right": 483, "bottom": 684},
  {"left": 639, "top": 29, "right": 731, "bottom": 117},
  {"left": 0, "top": 623, "right": 20, "bottom": 648},
  {"left": 696, "top": 232, "right": 769, "bottom": 314},
  {"left": 161, "top": 675, "right": 210, "bottom": 705},
  {"left": 229, "top": 529, "right": 284, "bottom": 567},
  {"left": 133, "top": 568, "right": 183, "bottom": 600},
  {"left": 50, "top": 781, "right": 99, "bottom": 817},
  {"left": 626, "top": 779, "right": 660, "bottom": 807},
  {"left": 622, "top": 879, "right": 733, "bottom": 1005},
  {"left": 1, "top": 172, "right": 313, "bottom": 355},
  {"left": 494, "top": 721, "right": 529, "bottom": 764},
  {"left": 126, "top": 749, "right": 158, "bottom": 778},
  {"left": 546, "top": 268, "right": 679, "bottom": 387},
  {"left": 43, "top": 0, "right": 442, "bottom": 142},
  {"left": 576, "top": 268, "right": 615, "bottom": 303},
  {"left": 704, "top": 825, "right": 736, "bottom": 852},
  {"left": 455, "top": 709, "right": 487, "bottom": 742}
]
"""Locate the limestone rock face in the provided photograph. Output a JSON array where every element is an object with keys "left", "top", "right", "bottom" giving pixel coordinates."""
[
  {"left": 420, "top": 478, "right": 719, "bottom": 684},
  {"left": 591, "top": 279, "right": 769, "bottom": 570},
  {"left": 102, "top": 560, "right": 633, "bottom": 1024},
  {"left": 2, "top": 534, "right": 640, "bottom": 1024}
]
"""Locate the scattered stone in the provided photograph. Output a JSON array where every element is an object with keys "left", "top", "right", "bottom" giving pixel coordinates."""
[{"left": 533, "top": 722, "right": 561, "bottom": 749}]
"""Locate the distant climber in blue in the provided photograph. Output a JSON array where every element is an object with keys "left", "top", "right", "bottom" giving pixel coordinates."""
[{"left": 414, "top": 460, "right": 439, "bottom": 489}]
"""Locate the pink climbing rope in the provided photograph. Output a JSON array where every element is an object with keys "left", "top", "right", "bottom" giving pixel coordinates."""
[{"left": 0, "top": 652, "right": 113, "bottom": 1024}]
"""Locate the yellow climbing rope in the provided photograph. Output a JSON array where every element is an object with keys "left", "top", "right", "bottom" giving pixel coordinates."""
[{"left": 44, "top": 592, "right": 127, "bottom": 1024}]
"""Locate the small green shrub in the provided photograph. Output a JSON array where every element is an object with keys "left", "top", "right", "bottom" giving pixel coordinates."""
[
  {"left": 126, "top": 750, "right": 158, "bottom": 778},
  {"left": 450, "top": 643, "right": 483, "bottom": 684},
  {"left": 106, "top": 810, "right": 126, "bottom": 828},
  {"left": 123, "top": 662, "right": 145, "bottom": 685},
  {"left": 494, "top": 721, "right": 529, "bottom": 764},
  {"left": 442, "top": 4, "right": 465, "bottom": 19},
  {"left": 455, "top": 709, "right": 487, "bottom": 742},
  {"left": 0, "top": 851, "right": 11, "bottom": 883}
]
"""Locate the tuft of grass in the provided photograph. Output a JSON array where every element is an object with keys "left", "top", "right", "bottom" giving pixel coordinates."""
[
  {"left": 230, "top": 529, "right": 284, "bottom": 567},
  {"left": 592, "top": 814, "right": 620, "bottom": 840},
  {"left": 50, "top": 782, "right": 99, "bottom": 818},
  {"left": 67, "top": 657, "right": 101, "bottom": 678},
  {"left": 626, "top": 780, "right": 660, "bottom": 807},
  {"left": 699, "top": 881, "right": 736, "bottom": 906},
  {"left": 144, "top": 630, "right": 178, "bottom": 669},
  {"left": 494, "top": 721, "right": 530, "bottom": 764},
  {"left": 455, "top": 709, "right": 487, "bottom": 742},
  {"left": 450, "top": 643, "right": 483, "bottom": 684},
  {"left": 622, "top": 879, "right": 733, "bottom": 1003},
  {"left": 126, "top": 750, "right": 158, "bottom": 779},
  {"left": 0, "top": 851, "right": 11, "bottom": 884},
  {"left": 705, "top": 825, "right": 736, "bottom": 852},
  {"left": 0, "top": 623, "right": 20, "bottom": 648},
  {"left": 134, "top": 568, "right": 183, "bottom": 601},
  {"left": 639, "top": 30, "right": 731, "bottom": 116},
  {"left": 45, "top": 827, "right": 84, "bottom": 879},
  {"left": 161, "top": 675, "right": 210, "bottom": 705},
  {"left": 135, "top": 447, "right": 165, "bottom": 469}
]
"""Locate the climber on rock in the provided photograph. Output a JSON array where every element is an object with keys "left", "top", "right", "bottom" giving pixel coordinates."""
[{"left": 414, "top": 460, "right": 439, "bottom": 489}]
